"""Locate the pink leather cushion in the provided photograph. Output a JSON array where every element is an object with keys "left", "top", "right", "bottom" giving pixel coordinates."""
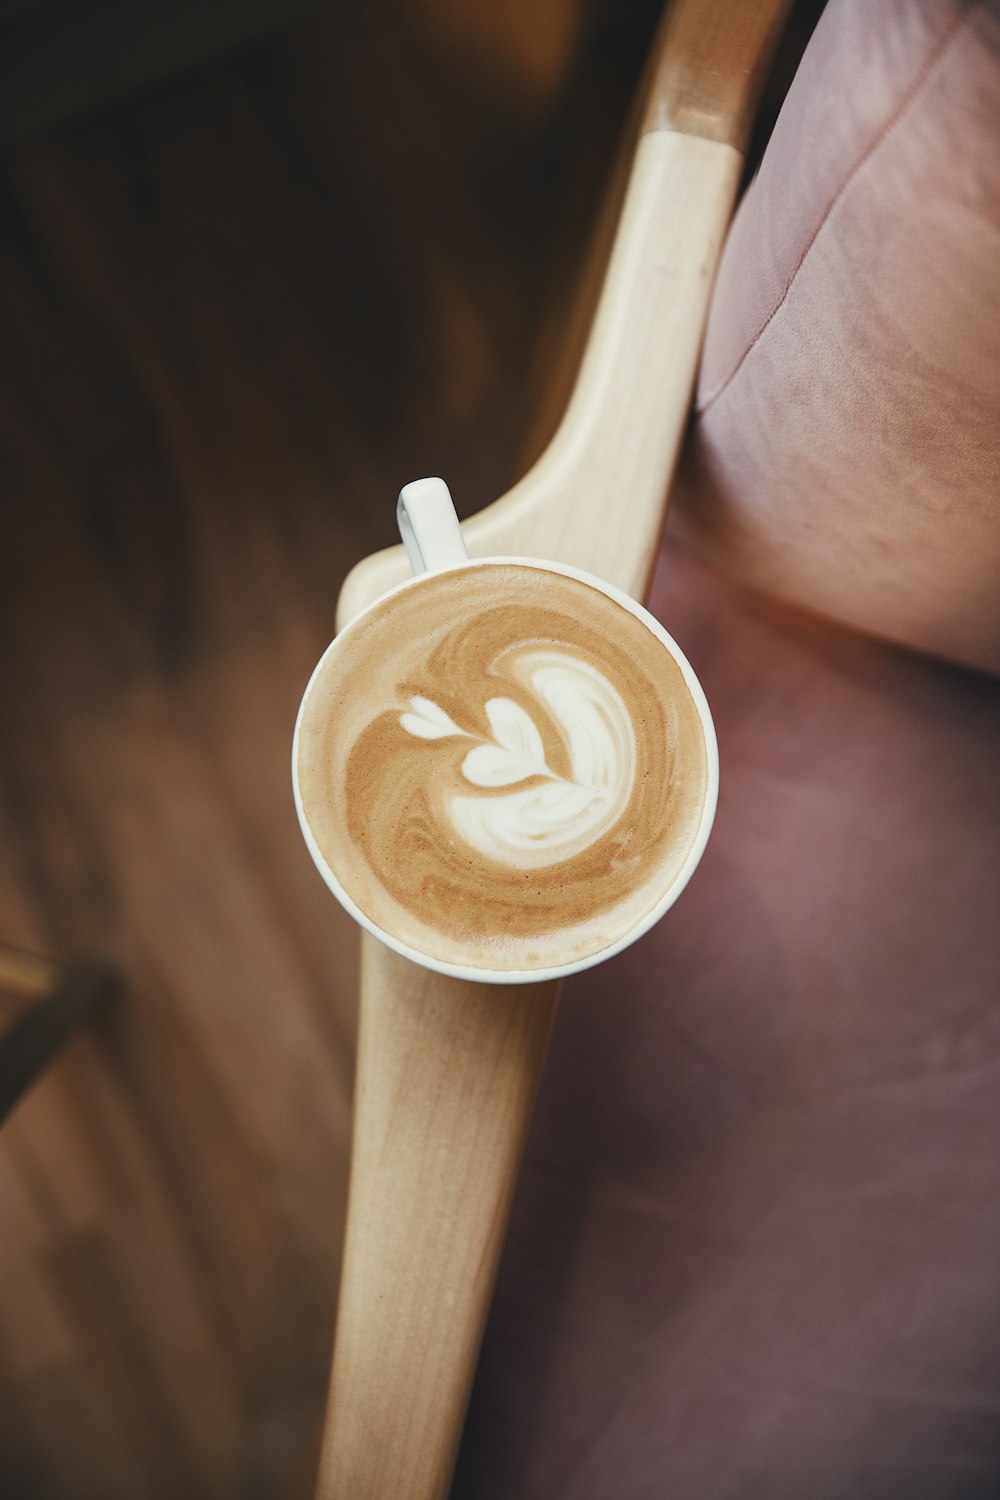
[
  {"left": 454, "top": 543, "right": 1000, "bottom": 1499},
  {"left": 671, "top": 0, "right": 1000, "bottom": 675}
]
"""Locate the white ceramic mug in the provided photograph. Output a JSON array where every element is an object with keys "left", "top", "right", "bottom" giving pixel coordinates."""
[{"left": 293, "top": 479, "right": 719, "bottom": 983}]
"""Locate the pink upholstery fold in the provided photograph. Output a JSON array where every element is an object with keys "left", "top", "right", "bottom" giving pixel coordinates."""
[{"left": 673, "top": 0, "right": 1000, "bottom": 674}]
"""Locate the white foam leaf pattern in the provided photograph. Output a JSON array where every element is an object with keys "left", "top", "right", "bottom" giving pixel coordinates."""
[
  {"left": 459, "top": 654, "right": 636, "bottom": 869},
  {"left": 399, "top": 695, "right": 467, "bottom": 740},
  {"left": 461, "top": 742, "right": 554, "bottom": 788},
  {"left": 398, "top": 658, "right": 636, "bottom": 869},
  {"left": 485, "top": 697, "right": 547, "bottom": 765},
  {"left": 460, "top": 698, "right": 554, "bottom": 787}
]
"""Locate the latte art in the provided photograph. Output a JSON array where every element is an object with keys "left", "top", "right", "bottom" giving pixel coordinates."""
[
  {"left": 295, "top": 563, "right": 711, "bottom": 972},
  {"left": 400, "top": 650, "right": 636, "bottom": 870}
]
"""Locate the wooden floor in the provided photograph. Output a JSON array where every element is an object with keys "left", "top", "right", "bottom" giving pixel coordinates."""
[{"left": 0, "top": 6, "right": 658, "bottom": 1496}]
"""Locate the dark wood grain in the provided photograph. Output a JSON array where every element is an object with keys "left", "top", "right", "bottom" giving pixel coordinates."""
[
  {"left": 0, "top": 4, "right": 662, "bottom": 1495},
  {"left": 0, "top": 961, "right": 120, "bottom": 1124}
]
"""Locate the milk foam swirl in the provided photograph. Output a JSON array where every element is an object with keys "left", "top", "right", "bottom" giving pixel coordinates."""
[
  {"left": 400, "top": 651, "right": 636, "bottom": 868},
  {"left": 295, "top": 564, "right": 710, "bottom": 972}
]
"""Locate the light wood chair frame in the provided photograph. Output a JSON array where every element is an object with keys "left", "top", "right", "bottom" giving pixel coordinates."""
[{"left": 313, "top": 4, "right": 792, "bottom": 1495}]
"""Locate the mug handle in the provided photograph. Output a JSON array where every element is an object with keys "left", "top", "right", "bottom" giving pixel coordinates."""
[{"left": 397, "top": 478, "right": 470, "bottom": 575}]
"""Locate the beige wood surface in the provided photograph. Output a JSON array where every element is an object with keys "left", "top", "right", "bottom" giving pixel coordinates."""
[
  {"left": 317, "top": 3, "right": 791, "bottom": 1497},
  {"left": 313, "top": 950, "right": 556, "bottom": 1500},
  {"left": 338, "top": 130, "right": 739, "bottom": 623}
]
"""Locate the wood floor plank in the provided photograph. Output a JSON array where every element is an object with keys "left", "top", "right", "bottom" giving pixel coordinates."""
[{"left": 0, "top": 3, "right": 650, "bottom": 1493}]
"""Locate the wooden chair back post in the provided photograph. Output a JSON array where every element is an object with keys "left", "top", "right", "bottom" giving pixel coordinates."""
[{"left": 315, "top": 5, "right": 790, "bottom": 1496}]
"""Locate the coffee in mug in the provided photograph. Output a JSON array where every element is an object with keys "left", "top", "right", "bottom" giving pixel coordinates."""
[{"left": 294, "top": 480, "right": 717, "bottom": 982}]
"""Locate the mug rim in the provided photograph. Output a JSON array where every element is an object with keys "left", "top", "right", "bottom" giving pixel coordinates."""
[{"left": 292, "top": 555, "right": 719, "bottom": 984}]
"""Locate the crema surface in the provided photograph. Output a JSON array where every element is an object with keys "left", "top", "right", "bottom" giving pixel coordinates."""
[{"left": 296, "top": 564, "right": 709, "bottom": 971}]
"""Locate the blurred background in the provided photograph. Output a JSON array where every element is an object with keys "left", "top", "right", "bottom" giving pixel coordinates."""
[
  {"left": 0, "top": 2, "right": 656, "bottom": 1496},
  {"left": 0, "top": 2, "right": 825, "bottom": 1496}
]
